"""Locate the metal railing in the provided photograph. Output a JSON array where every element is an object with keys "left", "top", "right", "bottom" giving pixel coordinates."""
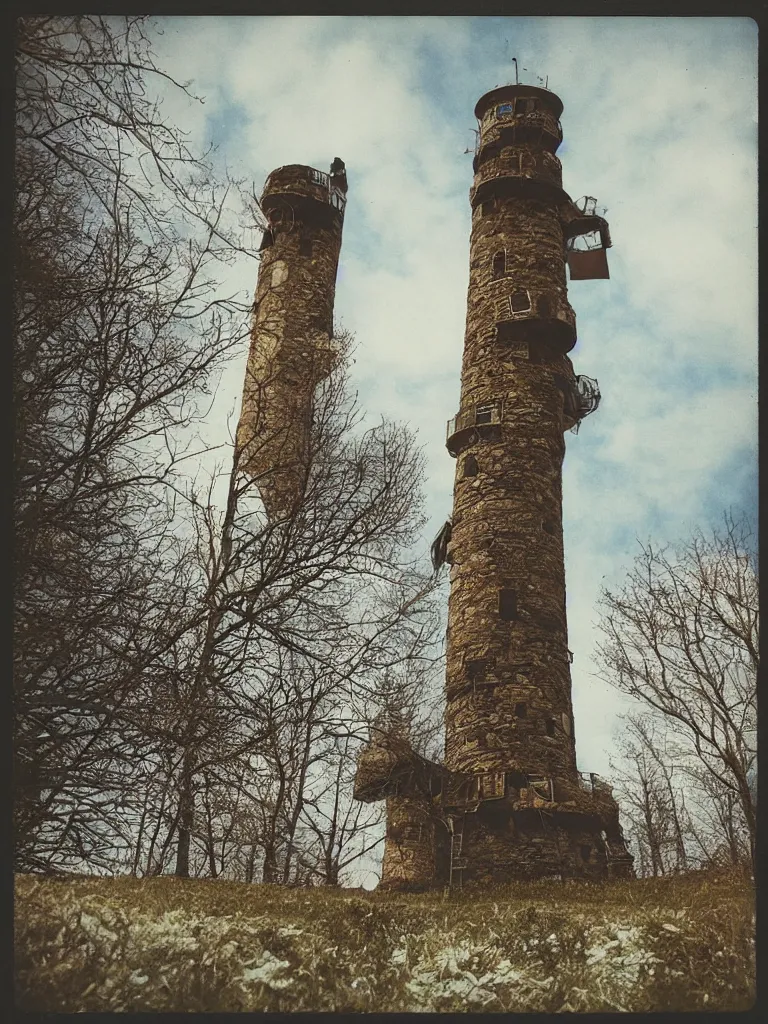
[
  {"left": 446, "top": 402, "right": 502, "bottom": 441},
  {"left": 578, "top": 771, "right": 613, "bottom": 794}
]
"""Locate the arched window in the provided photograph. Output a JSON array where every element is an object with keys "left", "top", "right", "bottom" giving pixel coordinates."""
[
  {"left": 492, "top": 251, "right": 506, "bottom": 279},
  {"left": 463, "top": 454, "right": 479, "bottom": 478}
]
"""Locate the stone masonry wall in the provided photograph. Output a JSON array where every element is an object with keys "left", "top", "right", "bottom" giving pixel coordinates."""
[
  {"left": 237, "top": 164, "right": 345, "bottom": 517},
  {"left": 444, "top": 192, "right": 579, "bottom": 781},
  {"left": 350, "top": 86, "right": 634, "bottom": 887},
  {"left": 379, "top": 794, "right": 442, "bottom": 891},
  {"left": 438, "top": 84, "right": 633, "bottom": 884}
]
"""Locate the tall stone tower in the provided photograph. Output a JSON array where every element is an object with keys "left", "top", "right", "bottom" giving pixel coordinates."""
[
  {"left": 237, "top": 160, "right": 348, "bottom": 517},
  {"left": 354, "top": 82, "right": 634, "bottom": 888}
]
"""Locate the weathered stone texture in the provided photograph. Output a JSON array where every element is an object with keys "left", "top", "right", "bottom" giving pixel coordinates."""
[
  {"left": 237, "top": 162, "right": 347, "bottom": 517},
  {"left": 351, "top": 85, "right": 634, "bottom": 887},
  {"left": 379, "top": 795, "right": 442, "bottom": 891}
]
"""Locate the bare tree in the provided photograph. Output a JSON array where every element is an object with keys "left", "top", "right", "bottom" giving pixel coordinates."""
[
  {"left": 154, "top": 338, "right": 444, "bottom": 880},
  {"left": 13, "top": 15, "right": 253, "bottom": 872},
  {"left": 14, "top": 16, "right": 445, "bottom": 883},
  {"left": 610, "top": 715, "right": 692, "bottom": 876},
  {"left": 597, "top": 513, "right": 757, "bottom": 869}
]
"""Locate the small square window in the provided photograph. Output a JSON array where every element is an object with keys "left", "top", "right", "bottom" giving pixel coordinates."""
[
  {"left": 510, "top": 290, "right": 531, "bottom": 314},
  {"left": 499, "top": 588, "right": 518, "bottom": 621},
  {"left": 497, "top": 102, "right": 514, "bottom": 116},
  {"left": 462, "top": 454, "right": 479, "bottom": 478},
  {"left": 481, "top": 199, "right": 496, "bottom": 217},
  {"left": 475, "top": 402, "right": 498, "bottom": 425},
  {"left": 515, "top": 702, "right": 527, "bottom": 718},
  {"left": 545, "top": 718, "right": 556, "bottom": 737},
  {"left": 466, "top": 658, "right": 487, "bottom": 680}
]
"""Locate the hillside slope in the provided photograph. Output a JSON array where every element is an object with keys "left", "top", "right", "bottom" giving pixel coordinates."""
[{"left": 14, "top": 869, "right": 754, "bottom": 1013}]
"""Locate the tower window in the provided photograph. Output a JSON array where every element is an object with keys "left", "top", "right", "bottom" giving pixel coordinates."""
[
  {"left": 475, "top": 401, "right": 500, "bottom": 425},
  {"left": 492, "top": 251, "right": 506, "bottom": 279},
  {"left": 497, "top": 102, "right": 513, "bottom": 116},
  {"left": 515, "top": 97, "right": 537, "bottom": 114},
  {"left": 462, "top": 454, "right": 479, "bottom": 478},
  {"left": 466, "top": 658, "right": 488, "bottom": 680},
  {"left": 581, "top": 844, "right": 592, "bottom": 861},
  {"left": 545, "top": 718, "right": 556, "bottom": 737},
  {"left": 538, "top": 295, "right": 552, "bottom": 318},
  {"left": 481, "top": 200, "right": 496, "bottom": 217},
  {"left": 515, "top": 702, "right": 527, "bottom": 718},
  {"left": 310, "top": 169, "right": 329, "bottom": 186},
  {"left": 499, "top": 588, "right": 518, "bottom": 621},
  {"left": 510, "top": 290, "right": 532, "bottom": 314},
  {"left": 299, "top": 237, "right": 313, "bottom": 257}
]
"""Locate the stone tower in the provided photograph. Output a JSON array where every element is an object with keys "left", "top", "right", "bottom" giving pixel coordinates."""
[
  {"left": 237, "top": 160, "right": 348, "bottom": 517},
  {"left": 354, "top": 82, "right": 634, "bottom": 888}
]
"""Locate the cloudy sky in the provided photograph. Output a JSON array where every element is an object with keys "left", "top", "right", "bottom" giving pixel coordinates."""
[{"left": 150, "top": 16, "right": 757, "bottom": 874}]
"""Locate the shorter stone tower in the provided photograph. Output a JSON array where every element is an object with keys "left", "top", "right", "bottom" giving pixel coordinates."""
[{"left": 237, "top": 159, "right": 348, "bottom": 517}]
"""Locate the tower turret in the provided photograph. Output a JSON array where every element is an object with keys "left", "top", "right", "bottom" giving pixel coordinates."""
[{"left": 237, "top": 160, "right": 348, "bottom": 517}]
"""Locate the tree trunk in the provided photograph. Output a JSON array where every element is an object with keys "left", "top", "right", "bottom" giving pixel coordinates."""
[
  {"left": 262, "top": 845, "right": 278, "bottom": 883},
  {"left": 174, "top": 754, "right": 196, "bottom": 878}
]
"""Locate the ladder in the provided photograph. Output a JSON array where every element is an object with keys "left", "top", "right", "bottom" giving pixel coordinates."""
[{"left": 448, "top": 815, "right": 468, "bottom": 887}]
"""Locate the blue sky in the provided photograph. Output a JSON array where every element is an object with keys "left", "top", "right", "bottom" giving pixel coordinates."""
[{"left": 149, "top": 15, "right": 757, "bottom": 864}]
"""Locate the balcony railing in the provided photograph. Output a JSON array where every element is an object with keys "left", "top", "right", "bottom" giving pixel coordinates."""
[
  {"left": 262, "top": 166, "right": 347, "bottom": 213},
  {"left": 578, "top": 771, "right": 613, "bottom": 795},
  {"left": 480, "top": 110, "right": 563, "bottom": 145},
  {"left": 472, "top": 152, "right": 562, "bottom": 192}
]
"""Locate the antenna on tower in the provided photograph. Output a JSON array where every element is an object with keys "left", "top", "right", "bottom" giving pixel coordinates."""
[{"left": 512, "top": 56, "right": 518, "bottom": 85}]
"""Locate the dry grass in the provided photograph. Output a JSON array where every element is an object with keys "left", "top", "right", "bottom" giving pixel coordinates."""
[{"left": 14, "top": 867, "right": 754, "bottom": 1012}]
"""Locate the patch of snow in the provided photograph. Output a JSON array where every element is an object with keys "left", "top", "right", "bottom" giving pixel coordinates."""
[{"left": 240, "top": 951, "right": 292, "bottom": 990}]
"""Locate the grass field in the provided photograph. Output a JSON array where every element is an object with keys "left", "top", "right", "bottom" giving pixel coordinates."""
[{"left": 14, "top": 867, "right": 754, "bottom": 1013}]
